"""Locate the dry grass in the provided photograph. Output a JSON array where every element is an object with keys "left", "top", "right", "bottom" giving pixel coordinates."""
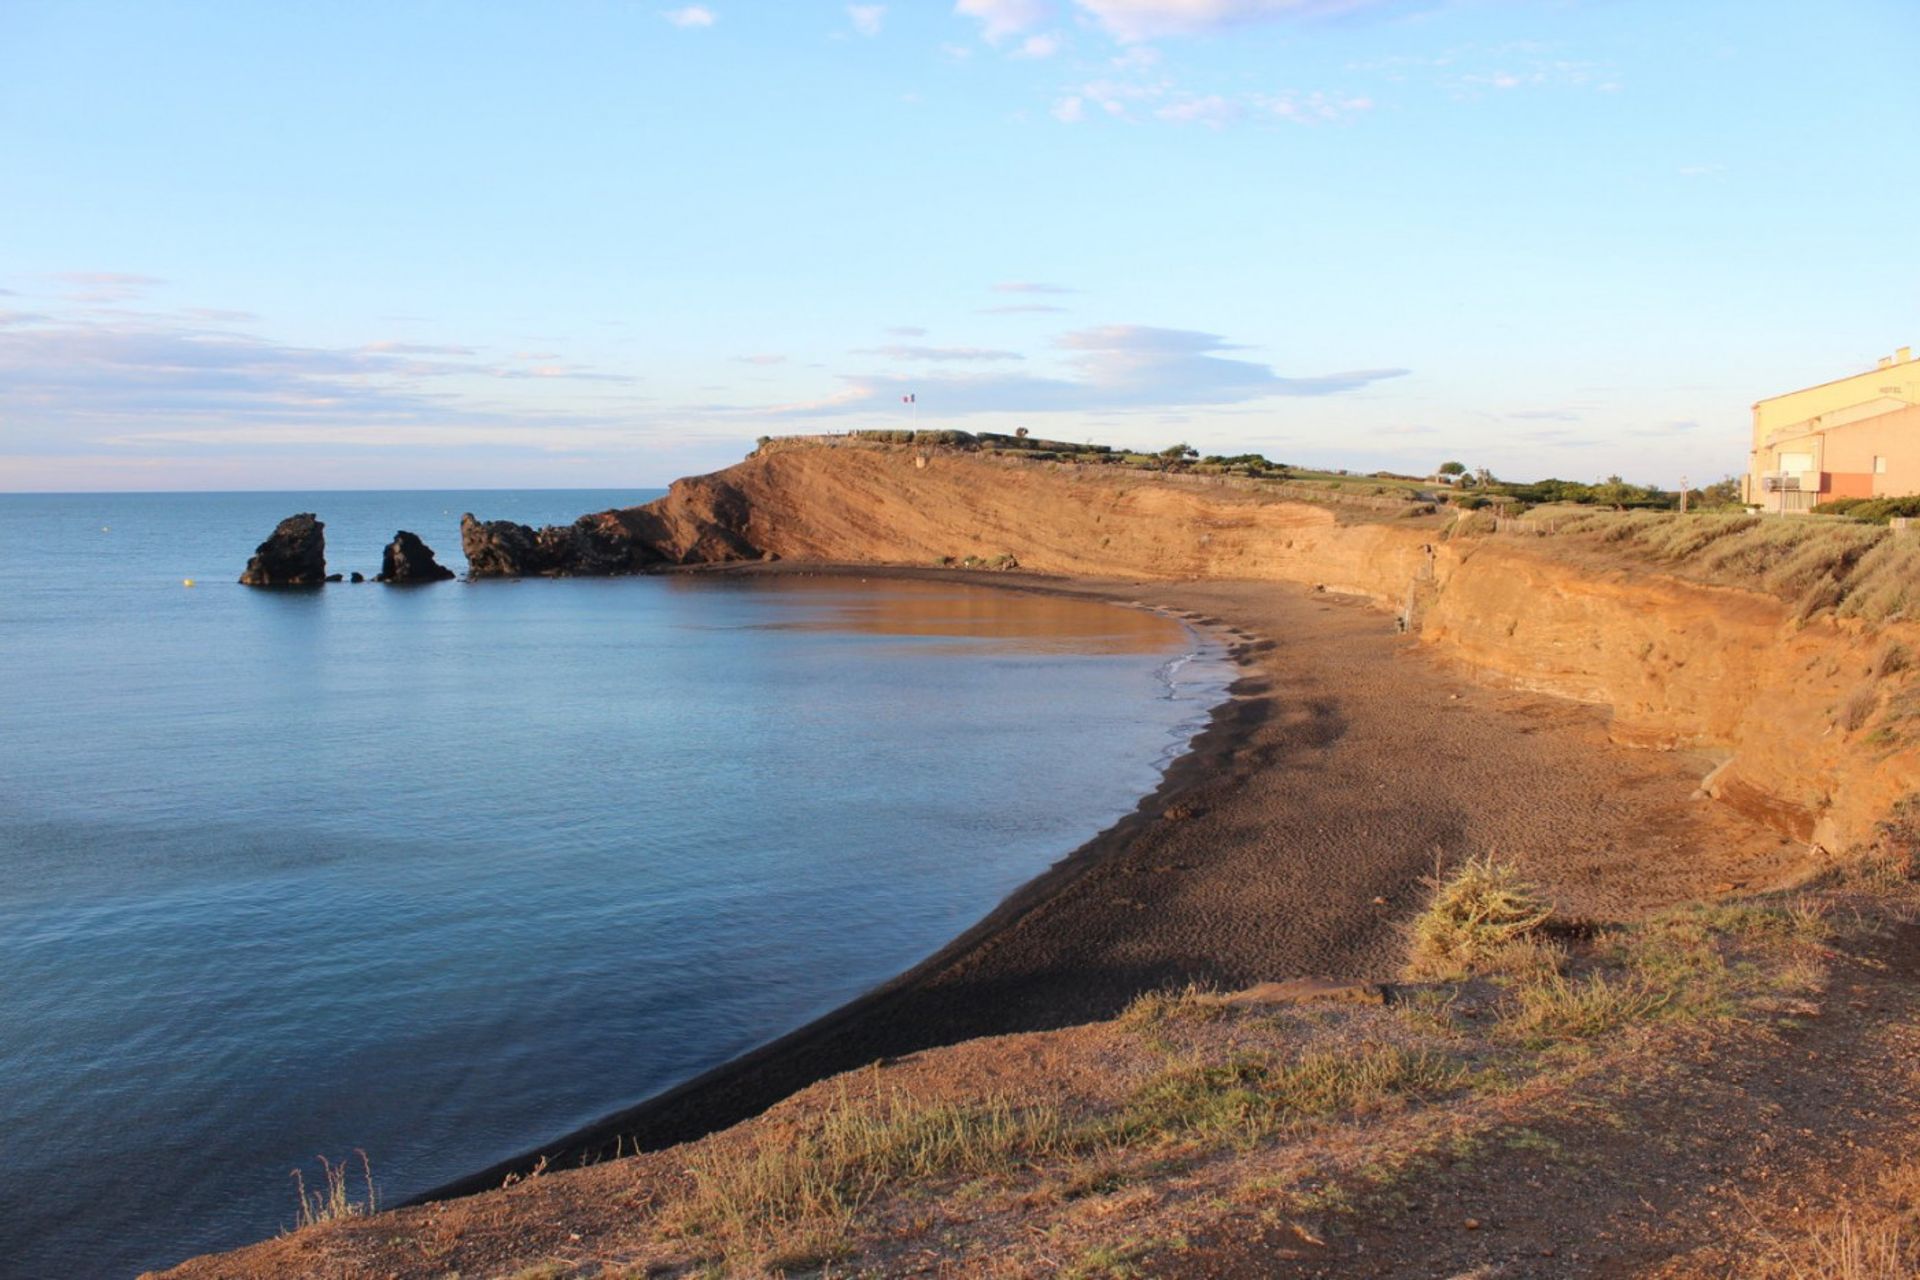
[
  {"left": 671, "top": 1085, "right": 1074, "bottom": 1261},
  {"left": 1759, "top": 1159, "right": 1920, "bottom": 1279},
  {"left": 289, "top": 1151, "right": 376, "bottom": 1231},
  {"left": 1462, "top": 507, "right": 1920, "bottom": 622},
  {"left": 1116, "top": 1046, "right": 1466, "bottom": 1147},
  {"left": 1405, "top": 854, "right": 1554, "bottom": 979}
]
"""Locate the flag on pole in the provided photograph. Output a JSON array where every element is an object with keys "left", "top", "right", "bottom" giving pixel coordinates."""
[{"left": 902, "top": 394, "right": 915, "bottom": 404}]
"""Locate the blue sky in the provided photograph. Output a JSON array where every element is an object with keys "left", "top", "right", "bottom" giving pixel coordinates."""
[{"left": 1, "top": 0, "right": 1914, "bottom": 491}]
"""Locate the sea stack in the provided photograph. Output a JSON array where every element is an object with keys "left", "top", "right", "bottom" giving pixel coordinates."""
[
  {"left": 238, "top": 513, "right": 327, "bottom": 586},
  {"left": 376, "top": 530, "right": 457, "bottom": 583}
]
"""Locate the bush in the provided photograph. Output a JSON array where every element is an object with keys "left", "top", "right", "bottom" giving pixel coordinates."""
[
  {"left": 1813, "top": 495, "right": 1920, "bottom": 524},
  {"left": 1407, "top": 855, "right": 1553, "bottom": 978}
]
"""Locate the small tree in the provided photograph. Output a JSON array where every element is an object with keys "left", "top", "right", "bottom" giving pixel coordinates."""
[{"left": 1437, "top": 460, "right": 1467, "bottom": 477}]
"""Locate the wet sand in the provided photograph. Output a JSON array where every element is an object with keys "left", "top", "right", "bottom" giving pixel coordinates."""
[{"left": 424, "top": 564, "right": 1803, "bottom": 1199}]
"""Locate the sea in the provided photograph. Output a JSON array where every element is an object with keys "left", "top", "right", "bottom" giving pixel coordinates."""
[{"left": 0, "top": 490, "right": 1231, "bottom": 1278}]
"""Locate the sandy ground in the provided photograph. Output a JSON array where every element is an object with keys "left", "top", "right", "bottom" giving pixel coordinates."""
[{"left": 419, "top": 567, "right": 1807, "bottom": 1197}]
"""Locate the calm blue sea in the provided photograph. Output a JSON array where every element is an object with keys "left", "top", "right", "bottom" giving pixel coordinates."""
[{"left": 0, "top": 491, "right": 1228, "bottom": 1278}]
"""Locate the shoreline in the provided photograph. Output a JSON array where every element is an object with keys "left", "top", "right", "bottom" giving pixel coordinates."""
[
  {"left": 418, "top": 563, "right": 1263, "bottom": 1200},
  {"left": 418, "top": 559, "right": 1805, "bottom": 1207}
]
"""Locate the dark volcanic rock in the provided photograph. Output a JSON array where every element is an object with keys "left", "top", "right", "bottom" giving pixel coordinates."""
[
  {"left": 376, "top": 530, "right": 456, "bottom": 584},
  {"left": 460, "top": 513, "right": 548, "bottom": 577},
  {"left": 239, "top": 513, "right": 327, "bottom": 586},
  {"left": 459, "top": 511, "right": 680, "bottom": 578},
  {"left": 350, "top": 571, "right": 365, "bottom": 583}
]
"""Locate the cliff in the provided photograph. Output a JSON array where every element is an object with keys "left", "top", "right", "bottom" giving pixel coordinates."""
[{"left": 469, "top": 438, "right": 1920, "bottom": 853}]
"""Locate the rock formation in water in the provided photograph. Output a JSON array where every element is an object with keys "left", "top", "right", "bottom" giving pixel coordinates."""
[
  {"left": 238, "top": 513, "right": 327, "bottom": 586},
  {"left": 376, "top": 530, "right": 456, "bottom": 583},
  {"left": 459, "top": 493, "right": 762, "bottom": 580}
]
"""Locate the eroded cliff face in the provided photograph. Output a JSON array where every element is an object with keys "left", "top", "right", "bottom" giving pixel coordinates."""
[{"left": 470, "top": 440, "right": 1920, "bottom": 853}]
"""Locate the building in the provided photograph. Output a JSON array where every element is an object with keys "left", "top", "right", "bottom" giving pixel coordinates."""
[{"left": 1744, "top": 347, "right": 1920, "bottom": 513}]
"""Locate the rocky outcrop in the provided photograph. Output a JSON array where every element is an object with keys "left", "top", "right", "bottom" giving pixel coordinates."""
[
  {"left": 376, "top": 530, "right": 456, "bottom": 583},
  {"left": 458, "top": 496, "right": 762, "bottom": 579},
  {"left": 238, "top": 514, "right": 327, "bottom": 586}
]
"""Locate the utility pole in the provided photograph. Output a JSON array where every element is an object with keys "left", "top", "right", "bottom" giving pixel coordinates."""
[{"left": 1679, "top": 475, "right": 1689, "bottom": 514}]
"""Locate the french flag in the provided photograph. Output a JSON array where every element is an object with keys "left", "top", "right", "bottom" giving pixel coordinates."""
[{"left": 902, "top": 393, "right": 916, "bottom": 404}]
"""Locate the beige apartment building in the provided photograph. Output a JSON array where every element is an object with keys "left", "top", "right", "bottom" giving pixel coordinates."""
[{"left": 1745, "top": 347, "right": 1920, "bottom": 513}]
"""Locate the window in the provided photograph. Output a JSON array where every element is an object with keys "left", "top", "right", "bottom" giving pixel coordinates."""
[{"left": 1874, "top": 456, "right": 1888, "bottom": 475}]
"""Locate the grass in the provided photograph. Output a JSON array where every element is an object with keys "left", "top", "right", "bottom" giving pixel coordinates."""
[
  {"left": 289, "top": 1150, "right": 376, "bottom": 1230},
  {"left": 1760, "top": 1158, "right": 1920, "bottom": 1279},
  {"left": 671, "top": 1086, "right": 1075, "bottom": 1261},
  {"left": 1405, "top": 853, "right": 1554, "bottom": 980},
  {"left": 1497, "top": 971, "right": 1671, "bottom": 1044},
  {"left": 1455, "top": 505, "right": 1920, "bottom": 621},
  {"left": 1115, "top": 1046, "right": 1466, "bottom": 1147}
]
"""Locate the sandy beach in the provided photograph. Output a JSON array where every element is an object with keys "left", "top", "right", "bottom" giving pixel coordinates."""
[{"left": 419, "top": 563, "right": 1805, "bottom": 1201}]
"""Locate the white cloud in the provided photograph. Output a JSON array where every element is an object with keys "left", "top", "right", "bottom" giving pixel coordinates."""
[
  {"left": 848, "top": 4, "right": 886, "bottom": 36},
  {"left": 1014, "top": 32, "right": 1063, "bottom": 57},
  {"left": 662, "top": 5, "right": 716, "bottom": 28},
  {"left": 733, "top": 353, "right": 787, "bottom": 365},
  {"left": 981, "top": 303, "right": 1071, "bottom": 314},
  {"left": 954, "top": 0, "right": 1054, "bottom": 42},
  {"left": 1052, "top": 95, "right": 1086, "bottom": 123},
  {"left": 784, "top": 322, "right": 1405, "bottom": 415},
  {"left": 993, "top": 281, "right": 1078, "bottom": 294},
  {"left": 885, "top": 326, "right": 929, "bottom": 336}
]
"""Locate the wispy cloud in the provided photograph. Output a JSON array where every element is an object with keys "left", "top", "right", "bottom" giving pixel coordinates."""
[
  {"left": 662, "top": 5, "right": 717, "bottom": 29},
  {"left": 980, "top": 303, "right": 1070, "bottom": 314},
  {"left": 954, "top": 0, "right": 1055, "bottom": 43},
  {"left": 51, "top": 271, "right": 167, "bottom": 303},
  {"left": 847, "top": 4, "right": 886, "bottom": 36},
  {"left": 1013, "top": 32, "right": 1063, "bottom": 57},
  {"left": 1075, "top": 0, "right": 1403, "bottom": 42},
  {"left": 885, "top": 325, "right": 929, "bottom": 336},
  {"left": 0, "top": 308, "right": 644, "bottom": 458},
  {"left": 1062, "top": 75, "right": 1370, "bottom": 126},
  {"left": 783, "top": 322, "right": 1405, "bottom": 416},
  {"left": 733, "top": 353, "right": 787, "bottom": 365},
  {"left": 958, "top": 0, "right": 1406, "bottom": 45},
  {"left": 852, "top": 344, "right": 1025, "bottom": 361},
  {"left": 993, "top": 281, "right": 1077, "bottom": 294}
]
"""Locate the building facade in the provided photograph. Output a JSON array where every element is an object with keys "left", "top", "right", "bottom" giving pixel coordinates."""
[{"left": 1744, "top": 347, "right": 1920, "bottom": 513}]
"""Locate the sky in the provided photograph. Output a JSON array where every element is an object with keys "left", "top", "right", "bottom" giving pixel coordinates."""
[{"left": 1, "top": 0, "right": 1914, "bottom": 492}]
